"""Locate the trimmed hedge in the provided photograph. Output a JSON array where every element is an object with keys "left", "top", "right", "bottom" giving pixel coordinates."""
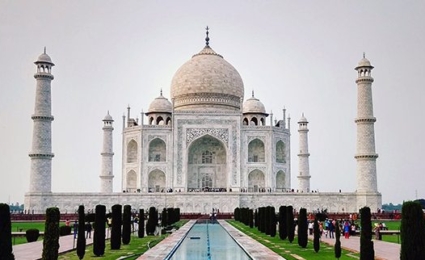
[
  {"left": 93, "top": 205, "right": 106, "bottom": 257},
  {"left": 335, "top": 220, "right": 341, "bottom": 259},
  {"left": 146, "top": 207, "right": 157, "bottom": 236},
  {"left": 76, "top": 205, "right": 86, "bottom": 259},
  {"left": 298, "top": 208, "right": 308, "bottom": 248},
  {"left": 25, "top": 229, "right": 40, "bottom": 242},
  {"left": 138, "top": 209, "right": 145, "bottom": 238},
  {"left": 279, "top": 206, "right": 287, "bottom": 240},
  {"left": 0, "top": 203, "right": 14, "bottom": 260},
  {"left": 313, "top": 218, "right": 320, "bottom": 253},
  {"left": 122, "top": 205, "right": 131, "bottom": 245},
  {"left": 42, "top": 207, "right": 60, "bottom": 260},
  {"left": 400, "top": 201, "right": 425, "bottom": 259},
  {"left": 111, "top": 204, "right": 122, "bottom": 250},
  {"left": 59, "top": 225, "right": 71, "bottom": 236},
  {"left": 360, "top": 207, "right": 374, "bottom": 260},
  {"left": 286, "top": 206, "right": 294, "bottom": 243}
]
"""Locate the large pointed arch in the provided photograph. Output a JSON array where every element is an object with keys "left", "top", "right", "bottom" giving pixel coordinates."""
[
  {"left": 248, "top": 169, "right": 265, "bottom": 192},
  {"left": 149, "top": 138, "right": 166, "bottom": 162},
  {"left": 126, "top": 170, "right": 137, "bottom": 192},
  {"left": 248, "top": 139, "right": 265, "bottom": 162},
  {"left": 148, "top": 170, "right": 166, "bottom": 192},
  {"left": 127, "top": 140, "right": 138, "bottom": 163},
  {"left": 187, "top": 134, "right": 227, "bottom": 191}
]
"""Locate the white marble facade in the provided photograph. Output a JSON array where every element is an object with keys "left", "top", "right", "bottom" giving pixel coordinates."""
[{"left": 25, "top": 35, "right": 382, "bottom": 214}]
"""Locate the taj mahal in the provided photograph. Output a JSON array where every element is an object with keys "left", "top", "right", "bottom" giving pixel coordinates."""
[{"left": 25, "top": 30, "right": 381, "bottom": 214}]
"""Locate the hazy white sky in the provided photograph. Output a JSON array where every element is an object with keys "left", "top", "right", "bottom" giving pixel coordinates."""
[{"left": 1, "top": 1, "right": 424, "bottom": 205}]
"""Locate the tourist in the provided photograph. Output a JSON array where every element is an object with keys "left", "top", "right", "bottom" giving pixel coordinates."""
[
  {"left": 344, "top": 221, "right": 350, "bottom": 239},
  {"left": 86, "top": 222, "right": 92, "bottom": 239},
  {"left": 73, "top": 220, "right": 78, "bottom": 239},
  {"left": 308, "top": 221, "right": 314, "bottom": 235}
]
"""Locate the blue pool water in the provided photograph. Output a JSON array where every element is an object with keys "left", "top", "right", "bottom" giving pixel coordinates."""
[{"left": 166, "top": 223, "right": 251, "bottom": 260}]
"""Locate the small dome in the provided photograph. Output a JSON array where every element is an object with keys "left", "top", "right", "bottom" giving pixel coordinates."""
[
  {"left": 103, "top": 111, "right": 113, "bottom": 121},
  {"left": 355, "top": 54, "right": 373, "bottom": 70},
  {"left": 148, "top": 92, "right": 172, "bottom": 113},
  {"left": 35, "top": 48, "right": 54, "bottom": 65},
  {"left": 243, "top": 94, "right": 266, "bottom": 114},
  {"left": 298, "top": 114, "right": 308, "bottom": 123}
]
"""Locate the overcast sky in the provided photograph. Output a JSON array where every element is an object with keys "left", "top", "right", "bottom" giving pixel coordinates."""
[{"left": 1, "top": 1, "right": 424, "bottom": 206}]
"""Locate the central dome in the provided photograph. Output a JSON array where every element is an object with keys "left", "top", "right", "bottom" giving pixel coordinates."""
[{"left": 170, "top": 45, "right": 244, "bottom": 111}]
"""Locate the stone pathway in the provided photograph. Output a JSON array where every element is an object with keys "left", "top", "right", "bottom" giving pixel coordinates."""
[
  {"left": 13, "top": 234, "right": 94, "bottom": 260},
  {"left": 310, "top": 233, "right": 400, "bottom": 260}
]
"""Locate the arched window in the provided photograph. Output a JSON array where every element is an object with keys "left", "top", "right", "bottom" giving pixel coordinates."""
[
  {"left": 127, "top": 140, "right": 137, "bottom": 163},
  {"left": 248, "top": 139, "right": 265, "bottom": 162},
  {"left": 156, "top": 116, "right": 164, "bottom": 125},
  {"left": 149, "top": 117, "right": 154, "bottom": 125},
  {"left": 202, "top": 175, "right": 212, "bottom": 189},
  {"left": 148, "top": 170, "right": 166, "bottom": 192},
  {"left": 243, "top": 118, "right": 249, "bottom": 125},
  {"left": 276, "top": 141, "right": 286, "bottom": 163},
  {"left": 149, "top": 138, "right": 166, "bottom": 162},
  {"left": 250, "top": 117, "right": 258, "bottom": 126},
  {"left": 248, "top": 170, "right": 265, "bottom": 192},
  {"left": 202, "top": 151, "right": 213, "bottom": 164},
  {"left": 166, "top": 117, "right": 171, "bottom": 125}
]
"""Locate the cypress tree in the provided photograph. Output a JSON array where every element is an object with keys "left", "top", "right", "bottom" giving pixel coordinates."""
[
  {"left": 313, "top": 218, "right": 320, "bottom": 253},
  {"left": 360, "top": 207, "right": 374, "bottom": 260},
  {"left": 146, "top": 207, "right": 157, "bottom": 235},
  {"left": 0, "top": 204, "right": 14, "bottom": 260},
  {"left": 287, "top": 206, "right": 294, "bottom": 243},
  {"left": 265, "top": 206, "right": 271, "bottom": 235},
  {"left": 176, "top": 208, "right": 180, "bottom": 222},
  {"left": 298, "top": 208, "right": 308, "bottom": 248},
  {"left": 334, "top": 220, "right": 341, "bottom": 259},
  {"left": 400, "top": 201, "right": 425, "bottom": 260},
  {"left": 278, "top": 206, "right": 286, "bottom": 240},
  {"left": 111, "top": 204, "right": 122, "bottom": 250},
  {"left": 76, "top": 205, "right": 86, "bottom": 259},
  {"left": 270, "top": 206, "right": 276, "bottom": 237},
  {"left": 138, "top": 209, "right": 145, "bottom": 238},
  {"left": 249, "top": 209, "right": 254, "bottom": 228},
  {"left": 93, "top": 205, "right": 106, "bottom": 257},
  {"left": 42, "top": 207, "right": 60, "bottom": 260},
  {"left": 162, "top": 208, "right": 168, "bottom": 227},
  {"left": 122, "top": 205, "right": 131, "bottom": 245},
  {"left": 260, "top": 207, "right": 266, "bottom": 233}
]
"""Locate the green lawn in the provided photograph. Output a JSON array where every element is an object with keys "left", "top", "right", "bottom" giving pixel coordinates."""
[
  {"left": 228, "top": 220, "right": 360, "bottom": 260},
  {"left": 58, "top": 220, "right": 188, "bottom": 260}
]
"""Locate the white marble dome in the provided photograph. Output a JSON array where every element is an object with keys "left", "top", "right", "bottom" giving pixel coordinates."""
[
  {"left": 170, "top": 46, "right": 244, "bottom": 111},
  {"left": 148, "top": 92, "right": 172, "bottom": 113},
  {"left": 243, "top": 94, "right": 266, "bottom": 114}
]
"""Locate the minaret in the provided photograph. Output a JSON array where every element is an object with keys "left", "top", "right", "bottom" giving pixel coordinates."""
[
  {"left": 29, "top": 48, "right": 55, "bottom": 193},
  {"left": 355, "top": 54, "right": 378, "bottom": 194},
  {"left": 100, "top": 111, "right": 114, "bottom": 192},
  {"left": 297, "top": 114, "right": 311, "bottom": 192}
]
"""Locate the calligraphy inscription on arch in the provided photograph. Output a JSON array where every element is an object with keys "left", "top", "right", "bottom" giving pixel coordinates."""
[{"left": 186, "top": 128, "right": 229, "bottom": 147}]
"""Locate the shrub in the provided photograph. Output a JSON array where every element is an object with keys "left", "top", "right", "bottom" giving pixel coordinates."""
[
  {"left": 42, "top": 207, "right": 60, "bottom": 260},
  {"left": 249, "top": 209, "right": 254, "bottom": 228},
  {"left": 59, "top": 225, "right": 71, "bottom": 236},
  {"left": 286, "top": 206, "right": 294, "bottom": 243},
  {"left": 111, "top": 204, "right": 122, "bottom": 250},
  {"left": 138, "top": 209, "right": 145, "bottom": 238},
  {"left": 122, "top": 205, "right": 131, "bottom": 245},
  {"left": 313, "top": 218, "right": 320, "bottom": 253},
  {"left": 400, "top": 201, "right": 425, "bottom": 260},
  {"left": 0, "top": 204, "right": 14, "bottom": 260},
  {"left": 335, "top": 220, "right": 341, "bottom": 259},
  {"left": 298, "top": 208, "right": 308, "bottom": 248},
  {"left": 93, "top": 205, "right": 106, "bottom": 256},
  {"left": 161, "top": 208, "right": 168, "bottom": 227},
  {"left": 25, "top": 229, "right": 40, "bottom": 242},
  {"left": 360, "top": 207, "right": 374, "bottom": 260},
  {"left": 76, "top": 205, "right": 86, "bottom": 259}
]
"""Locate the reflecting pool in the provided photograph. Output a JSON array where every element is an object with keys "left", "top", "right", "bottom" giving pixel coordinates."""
[{"left": 166, "top": 223, "right": 251, "bottom": 260}]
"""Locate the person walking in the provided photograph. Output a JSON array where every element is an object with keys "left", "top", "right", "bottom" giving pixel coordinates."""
[
  {"left": 86, "top": 222, "right": 92, "bottom": 239},
  {"left": 343, "top": 221, "right": 350, "bottom": 239}
]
